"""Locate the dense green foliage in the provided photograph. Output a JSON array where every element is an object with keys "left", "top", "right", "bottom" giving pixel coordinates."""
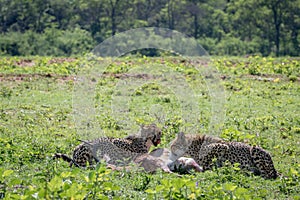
[
  {"left": 0, "top": 56, "right": 299, "bottom": 199},
  {"left": 0, "top": 0, "right": 299, "bottom": 56}
]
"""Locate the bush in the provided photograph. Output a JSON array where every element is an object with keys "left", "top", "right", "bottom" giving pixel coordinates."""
[
  {"left": 0, "top": 32, "right": 25, "bottom": 56},
  {"left": 198, "top": 37, "right": 218, "bottom": 55},
  {"left": 0, "top": 28, "right": 95, "bottom": 56},
  {"left": 58, "top": 27, "right": 96, "bottom": 56},
  {"left": 215, "top": 36, "right": 260, "bottom": 56}
]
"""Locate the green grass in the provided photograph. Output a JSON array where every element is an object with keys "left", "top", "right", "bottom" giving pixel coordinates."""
[{"left": 0, "top": 56, "right": 299, "bottom": 199}]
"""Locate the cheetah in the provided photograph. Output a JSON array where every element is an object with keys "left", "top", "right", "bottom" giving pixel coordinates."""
[
  {"left": 54, "top": 124, "right": 162, "bottom": 167},
  {"left": 169, "top": 132, "right": 278, "bottom": 179}
]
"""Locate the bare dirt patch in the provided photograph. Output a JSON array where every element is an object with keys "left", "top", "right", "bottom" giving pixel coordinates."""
[
  {"left": 0, "top": 73, "right": 75, "bottom": 82},
  {"left": 241, "top": 74, "right": 300, "bottom": 82},
  {"left": 48, "top": 58, "right": 77, "bottom": 64},
  {"left": 102, "top": 72, "right": 153, "bottom": 80},
  {"left": 14, "top": 59, "right": 35, "bottom": 67}
]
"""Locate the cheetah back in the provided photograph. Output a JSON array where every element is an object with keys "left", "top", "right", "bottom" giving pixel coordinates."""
[
  {"left": 71, "top": 124, "right": 162, "bottom": 167},
  {"left": 170, "top": 132, "right": 278, "bottom": 179}
]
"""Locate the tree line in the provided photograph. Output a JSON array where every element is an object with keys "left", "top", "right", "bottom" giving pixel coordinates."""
[{"left": 0, "top": 0, "right": 299, "bottom": 56}]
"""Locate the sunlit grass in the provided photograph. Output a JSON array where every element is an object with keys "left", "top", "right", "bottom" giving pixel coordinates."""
[{"left": 0, "top": 56, "right": 299, "bottom": 199}]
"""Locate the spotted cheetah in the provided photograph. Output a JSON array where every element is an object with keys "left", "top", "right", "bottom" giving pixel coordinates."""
[
  {"left": 54, "top": 124, "right": 162, "bottom": 167},
  {"left": 169, "top": 132, "right": 278, "bottom": 179}
]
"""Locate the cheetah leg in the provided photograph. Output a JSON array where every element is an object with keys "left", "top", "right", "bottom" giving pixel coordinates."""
[
  {"left": 72, "top": 145, "right": 95, "bottom": 167},
  {"left": 78, "top": 140, "right": 100, "bottom": 162},
  {"left": 250, "top": 146, "right": 278, "bottom": 179},
  {"left": 198, "top": 143, "right": 229, "bottom": 171}
]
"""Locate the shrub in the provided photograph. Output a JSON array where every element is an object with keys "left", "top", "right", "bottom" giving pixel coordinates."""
[{"left": 0, "top": 28, "right": 95, "bottom": 56}]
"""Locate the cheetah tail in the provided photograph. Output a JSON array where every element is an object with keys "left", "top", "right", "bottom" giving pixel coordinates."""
[
  {"left": 53, "top": 153, "right": 81, "bottom": 168},
  {"left": 53, "top": 153, "right": 73, "bottom": 162}
]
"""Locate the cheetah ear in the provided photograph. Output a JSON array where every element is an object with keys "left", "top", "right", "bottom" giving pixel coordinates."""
[
  {"left": 140, "top": 123, "right": 156, "bottom": 129},
  {"left": 177, "top": 132, "right": 191, "bottom": 146},
  {"left": 177, "top": 132, "right": 185, "bottom": 139},
  {"left": 140, "top": 124, "right": 145, "bottom": 129},
  {"left": 139, "top": 124, "right": 149, "bottom": 136}
]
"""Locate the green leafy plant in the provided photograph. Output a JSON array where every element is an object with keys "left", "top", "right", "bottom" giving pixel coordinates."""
[{"left": 0, "top": 56, "right": 299, "bottom": 199}]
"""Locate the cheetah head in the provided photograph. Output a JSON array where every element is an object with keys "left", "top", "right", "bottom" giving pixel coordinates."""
[
  {"left": 169, "top": 132, "right": 190, "bottom": 161},
  {"left": 139, "top": 124, "right": 162, "bottom": 147}
]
